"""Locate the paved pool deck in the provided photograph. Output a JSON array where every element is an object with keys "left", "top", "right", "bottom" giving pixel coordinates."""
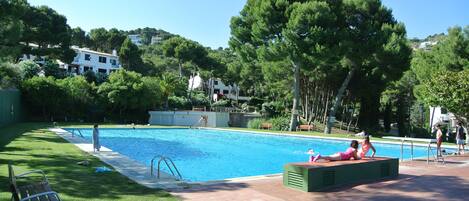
[{"left": 172, "top": 155, "right": 469, "bottom": 201}]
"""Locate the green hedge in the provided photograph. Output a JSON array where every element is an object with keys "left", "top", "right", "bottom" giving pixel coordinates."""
[{"left": 247, "top": 116, "right": 290, "bottom": 131}]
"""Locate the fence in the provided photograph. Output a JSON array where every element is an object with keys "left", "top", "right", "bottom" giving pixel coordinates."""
[{"left": 0, "top": 89, "right": 22, "bottom": 127}]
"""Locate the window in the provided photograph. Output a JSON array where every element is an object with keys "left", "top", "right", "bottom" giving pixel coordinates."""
[
  {"left": 214, "top": 80, "right": 218, "bottom": 85},
  {"left": 223, "top": 90, "right": 229, "bottom": 94},
  {"left": 99, "top": 56, "right": 107, "bottom": 63},
  {"left": 214, "top": 89, "right": 220, "bottom": 94},
  {"left": 85, "top": 54, "right": 91, "bottom": 61},
  {"left": 98, "top": 68, "right": 107, "bottom": 74},
  {"left": 83, "top": 66, "right": 93, "bottom": 72},
  {"left": 441, "top": 108, "right": 448, "bottom": 114},
  {"left": 110, "top": 59, "right": 117, "bottom": 66}
]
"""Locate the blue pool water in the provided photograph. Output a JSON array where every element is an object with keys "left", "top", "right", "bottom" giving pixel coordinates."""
[{"left": 67, "top": 128, "right": 435, "bottom": 182}]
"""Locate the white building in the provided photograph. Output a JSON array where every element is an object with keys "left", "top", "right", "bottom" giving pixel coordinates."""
[
  {"left": 19, "top": 46, "right": 121, "bottom": 75},
  {"left": 151, "top": 35, "right": 163, "bottom": 45},
  {"left": 128, "top": 34, "right": 142, "bottom": 46},
  {"left": 429, "top": 106, "right": 464, "bottom": 132},
  {"left": 188, "top": 74, "right": 250, "bottom": 102},
  {"left": 64, "top": 47, "right": 121, "bottom": 75}
]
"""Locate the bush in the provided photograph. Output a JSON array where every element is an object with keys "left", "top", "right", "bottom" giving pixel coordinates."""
[
  {"left": 248, "top": 97, "right": 264, "bottom": 110},
  {"left": 192, "top": 91, "right": 210, "bottom": 107},
  {"left": 211, "top": 99, "right": 229, "bottom": 107},
  {"left": 270, "top": 116, "right": 290, "bottom": 131},
  {"left": 43, "top": 61, "right": 65, "bottom": 79},
  {"left": 168, "top": 96, "right": 190, "bottom": 110},
  {"left": 261, "top": 101, "right": 286, "bottom": 117},
  {"left": 0, "top": 62, "right": 21, "bottom": 89},
  {"left": 18, "top": 60, "right": 40, "bottom": 79},
  {"left": 247, "top": 118, "right": 265, "bottom": 129}
]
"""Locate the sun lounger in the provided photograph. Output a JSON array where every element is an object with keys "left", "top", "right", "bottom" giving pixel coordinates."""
[
  {"left": 283, "top": 157, "right": 399, "bottom": 192},
  {"left": 9, "top": 163, "right": 61, "bottom": 201}
]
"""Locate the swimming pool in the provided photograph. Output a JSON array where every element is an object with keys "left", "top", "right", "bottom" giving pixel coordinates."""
[{"left": 66, "top": 128, "right": 435, "bottom": 182}]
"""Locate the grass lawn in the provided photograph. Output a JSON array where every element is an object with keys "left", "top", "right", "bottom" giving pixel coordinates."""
[{"left": 0, "top": 122, "right": 176, "bottom": 201}]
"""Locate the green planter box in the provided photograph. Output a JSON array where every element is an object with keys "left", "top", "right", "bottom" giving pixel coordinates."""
[{"left": 283, "top": 157, "right": 399, "bottom": 192}]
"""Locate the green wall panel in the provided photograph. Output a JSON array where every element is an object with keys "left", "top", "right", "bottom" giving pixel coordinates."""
[{"left": 0, "top": 89, "right": 22, "bottom": 127}]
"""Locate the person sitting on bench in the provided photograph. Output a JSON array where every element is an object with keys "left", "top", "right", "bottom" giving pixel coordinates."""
[
  {"left": 358, "top": 136, "right": 376, "bottom": 159},
  {"left": 311, "top": 140, "right": 359, "bottom": 162}
]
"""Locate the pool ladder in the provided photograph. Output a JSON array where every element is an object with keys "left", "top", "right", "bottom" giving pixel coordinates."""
[
  {"left": 150, "top": 155, "right": 182, "bottom": 180},
  {"left": 70, "top": 128, "right": 85, "bottom": 138}
]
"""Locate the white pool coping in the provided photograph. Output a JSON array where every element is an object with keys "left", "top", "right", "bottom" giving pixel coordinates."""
[
  {"left": 49, "top": 128, "right": 187, "bottom": 190},
  {"left": 50, "top": 127, "right": 461, "bottom": 189},
  {"left": 203, "top": 127, "right": 460, "bottom": 150}
]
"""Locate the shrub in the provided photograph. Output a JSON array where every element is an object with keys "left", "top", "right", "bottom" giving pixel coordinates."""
[
  {"left": 247, "top": 118, "right": 265, "bottom": 129},
  {"left": 168, "top": 96, "right": 190, "bottom": 110},
  {"left": 43, "top": 61, "right": 65, "bottom": 79},
  {"left": 261, "top": 101, "right": 286, "bottom": 117},
  {"left": 270, "top": 116, "right": 290, "bottom": 131},
  {"left": 211, "top": 99, "right": 229, "bottom": 107},
  {"left": 18, "top": 60, "right": 40, "bottom": 79},
  {"left": 0, "top": 62, "right": 21, "bottom": 89}
]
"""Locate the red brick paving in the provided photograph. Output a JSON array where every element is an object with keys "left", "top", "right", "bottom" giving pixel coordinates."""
[{"left": 172, "top": 155, "right": 469, "bottom": 201}]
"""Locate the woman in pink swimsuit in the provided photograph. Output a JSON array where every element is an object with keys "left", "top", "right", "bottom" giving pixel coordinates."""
[
  {"left": 311, "top": 140, "right": 359, "bottom": 162},
  {"left": 358, "top": 136, "right": 376, "bottom": 159}
]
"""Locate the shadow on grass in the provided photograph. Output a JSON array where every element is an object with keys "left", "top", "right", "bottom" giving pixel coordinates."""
[{"left": 0, "top": 122, "right": 173, "bottom": 200}]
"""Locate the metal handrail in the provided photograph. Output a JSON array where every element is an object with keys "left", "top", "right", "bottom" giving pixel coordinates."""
[
  {"left": 150, "top": 155, "right": 182, "bottom": 180},
  {"left": 71, "top": 128, "right": 84, "bottom": 138}
]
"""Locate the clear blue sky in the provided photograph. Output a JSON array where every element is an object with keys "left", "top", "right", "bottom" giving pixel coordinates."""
[{"left": 29, "top": 0, "right": 468, "bottom": 49}]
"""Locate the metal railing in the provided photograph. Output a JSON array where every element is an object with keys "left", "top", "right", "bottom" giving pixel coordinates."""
[
  {"left": 150, "top": 155, "right": 182, "bottom": 180},
  {"left": 70, "top": 128, "right": 85, "bottom": 138}
]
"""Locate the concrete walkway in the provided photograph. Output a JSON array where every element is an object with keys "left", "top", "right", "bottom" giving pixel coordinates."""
[
  {"left": 50, "top": 128, "right": 184, "bottom": 189},
  {"left": 172, "top": 155, "right": 469, "bottom": 201}
]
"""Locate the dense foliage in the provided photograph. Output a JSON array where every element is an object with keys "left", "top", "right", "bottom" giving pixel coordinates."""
[
  {"left": 1, "top": 0, "right": 466, "bottom": 136},
  {"left": 230, "top": 0, "right": 411, "bottom": 132}
]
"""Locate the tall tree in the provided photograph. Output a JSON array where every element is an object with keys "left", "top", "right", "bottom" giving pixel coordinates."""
[
  {"left": 0, "top": 0, "right": 28, "bottom": 60},
  {"left": 161, "top": 36, "right": 208, "bottom": 77},
  {"left": 70, "top": 27, "right": 88, "bottom": 47},
  {"left": 21, "top": 5, "right": 75, "bottom": 63},
  {"left": 89, "top": 28, "right": 109, "bottom": 51},
  {"left": 325, "top": 0, "right": 411, "bottom": 133},
  {"left": 119, "top": 38, "right": 143, "bottom": 72},
  {"left": 230, "top": 0, "right": 340, "bottom": 131},
  {"left": 413, "top": 26, "right": 469, "bottom": 124}
]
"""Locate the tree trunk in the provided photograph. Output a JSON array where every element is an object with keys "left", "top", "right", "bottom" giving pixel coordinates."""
[
  {"left": 188, "top": 71, "right": 195, "bottom": 104},
  {"left": 289, "top": 61, "right": 300, "bottom": 131},
  {"left": 325, "top": 68, "right": 355, "bottom": 134},
  {"left": 178, "top": 60, "right": 183, "bottom": 77},
  {"left": 429, "top": 106, "right": 435, "bottom": 132}
]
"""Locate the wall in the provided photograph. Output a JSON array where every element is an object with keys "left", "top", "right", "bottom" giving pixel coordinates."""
[
  {"left": 148, "top": 111, "right": 229, "bottom": 127},
  {"left": 0, "top": 89, "right": 22, "bottom": 127},
  {"left": 229, "top": 113, "right": 262, "bottom": 127}
]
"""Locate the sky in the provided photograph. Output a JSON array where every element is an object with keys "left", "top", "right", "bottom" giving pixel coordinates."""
[{"left": 28, "top": 0, "right": 469, "bottom": 49}]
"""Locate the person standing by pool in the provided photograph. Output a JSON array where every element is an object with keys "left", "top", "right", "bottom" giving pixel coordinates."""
[
  {"left": 93, "top": 124, "right": 101, "bottom": 152},
  {"left": 436, "top": 125, "right": 443, "bottom": 156},
  {"left": 455, "top": 122, "right": 465, "bottom": 155},
  {"left": 311, "top": 140, "right": 359, "bottom": 162}
]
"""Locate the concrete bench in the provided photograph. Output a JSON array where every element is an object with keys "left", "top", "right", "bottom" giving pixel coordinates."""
[{"left": 283, "top": 157, "right": 399, "bottom": 192}]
